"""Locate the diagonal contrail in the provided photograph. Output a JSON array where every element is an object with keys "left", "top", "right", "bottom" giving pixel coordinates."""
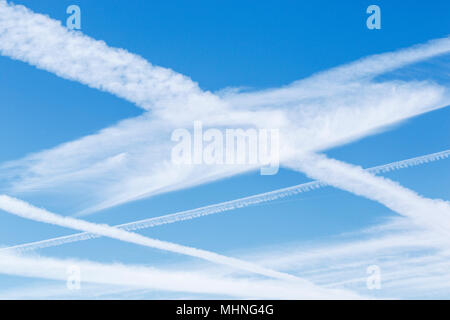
[
  {"left": 288, "top": 153, "right": 450, "bottom": 239},
  {"left": 3, "top": 149, "right": 448, "bottom": 253},
  {"left": 1, "top": 1, "right": 449, "bottom": 111},
  {"left": 0, "top": 251, "right": 363, "bottom": 299},
  {"left": 0, "top": 195, "right": 301, "bottom": 282},
  {"left": 0, "top": 0, "right": 202, "bottom": 110}
]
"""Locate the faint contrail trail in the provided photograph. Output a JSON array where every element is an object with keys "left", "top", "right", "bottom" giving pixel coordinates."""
[
  {"left": 0, "top": 195, "right": 301, "bottom": 282},
  {"left": 2, "top": 149, "right": 449, "bottom": 253}
]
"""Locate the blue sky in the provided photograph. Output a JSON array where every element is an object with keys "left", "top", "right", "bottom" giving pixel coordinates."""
[{"left": 0, "top": 0, "right": 449, "bottom": 299}]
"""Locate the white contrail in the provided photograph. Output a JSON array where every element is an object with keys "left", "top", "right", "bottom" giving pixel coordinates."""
[
  {"left": 0, "top": 251, "right": 362, "bottom": 299},
  {"left": 288, "top": 153, "right": 450, "bottom": 239},
  {"left": 1, "top": 1, "right": 448, "bottom": 112},
  {"left": 0, "top": 195, "right": 301, "bottom": 282},
  {"left": 0, "top": 0, "right": 205, "bottom": 111},
  {"left": 3, "top": 149, "right": 449, "bottom": 253},
  {"left": 222, "top": 36, "right": 450, "bottom": 108}
]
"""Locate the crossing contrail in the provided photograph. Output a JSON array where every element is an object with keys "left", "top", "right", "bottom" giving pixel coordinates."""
[
  {"left": 2, "top": 149, "right": 449, "bottom": 253},
  {"left": 1, "top": 1, "right": 449, "bottom": 216},
  {"left": 0, "top": 195, "right": 301, "bottom": 282},
  {"left": 0, "top": 251, "right": 363, "bottom": 299},
  {"left": 288, "top": 152, "right": 450, "bottom": 239},
  {"left": 1, "top": 1, "right": 449, "bottom": 112}
]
